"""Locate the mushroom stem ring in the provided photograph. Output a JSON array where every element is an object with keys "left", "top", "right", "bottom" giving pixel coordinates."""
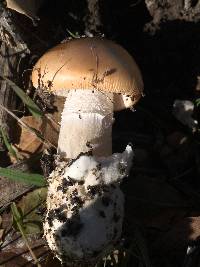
[{"left": 58, "top": 89, "right": 113, "bottom": 158}]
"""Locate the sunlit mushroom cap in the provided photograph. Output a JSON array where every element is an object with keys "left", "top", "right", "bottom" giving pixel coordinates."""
[{"left": 32, "top": 37, "right": 143, "bottom": 111}]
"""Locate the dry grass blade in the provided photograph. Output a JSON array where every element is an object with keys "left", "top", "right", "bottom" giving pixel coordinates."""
[
  {"left": 0, "top": 103, "right": 56, "bottom": 149},
  {"left": 11, "top": 202, "right": 42, "bottom": 267},
  {"left": 0, "top": 126, "right": 18, "bottom": 160},
  {"left": 2, "top": 76, "right": 43, "bottom": 118},
  {"left": 66, "top": 28, "right": 80, "bottom": 38}
]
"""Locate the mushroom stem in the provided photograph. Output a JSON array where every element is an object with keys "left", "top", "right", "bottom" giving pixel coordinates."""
[{"left": 58, "top": 89, "right": 114, "bottom": 159}]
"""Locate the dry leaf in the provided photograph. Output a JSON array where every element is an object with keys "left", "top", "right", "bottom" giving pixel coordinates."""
[
  {"left": 12, "top": 97, "right": 63, "bottom": 160},
  {"left": 0, "top": 215, "right": 3, "bottom": 245},
  {"left": 0, "top": 229, "right": 4, "bottom": 241},
  {"left": 0, "top": 174, "right": 33, "bottom": 208},
  {"left": 41, "top": 96, "right": 64, "bottom": 146},
  {"left": 6, "top": 0, "right": 44, "bottom": 20},
  {"left": 14, "top": 116, "right": 44, "bottom": 160},
  {"left": 16, "top": 187, "right": 47, "bottom": 234},
  {"left": 151, "top": 216, "right": 200, "bottom": 255}
]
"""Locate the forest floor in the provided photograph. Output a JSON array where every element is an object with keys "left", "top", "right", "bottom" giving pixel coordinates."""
[{"left": 1, "top": 0, "right": 200, "bottom": 266}]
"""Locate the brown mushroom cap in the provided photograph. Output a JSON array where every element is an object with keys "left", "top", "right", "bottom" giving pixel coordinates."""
[{"left": 32, "top": 37, "right": 143, "bottom": 110}]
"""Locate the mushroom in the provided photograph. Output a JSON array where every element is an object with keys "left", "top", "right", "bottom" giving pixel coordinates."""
[{"left": 32, "top": 37, "right": 143, "bottom": 265}]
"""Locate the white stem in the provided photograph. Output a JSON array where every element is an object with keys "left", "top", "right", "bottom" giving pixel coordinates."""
[{"left": 58, "top": 89, "right": 113, "bottom": 159}]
